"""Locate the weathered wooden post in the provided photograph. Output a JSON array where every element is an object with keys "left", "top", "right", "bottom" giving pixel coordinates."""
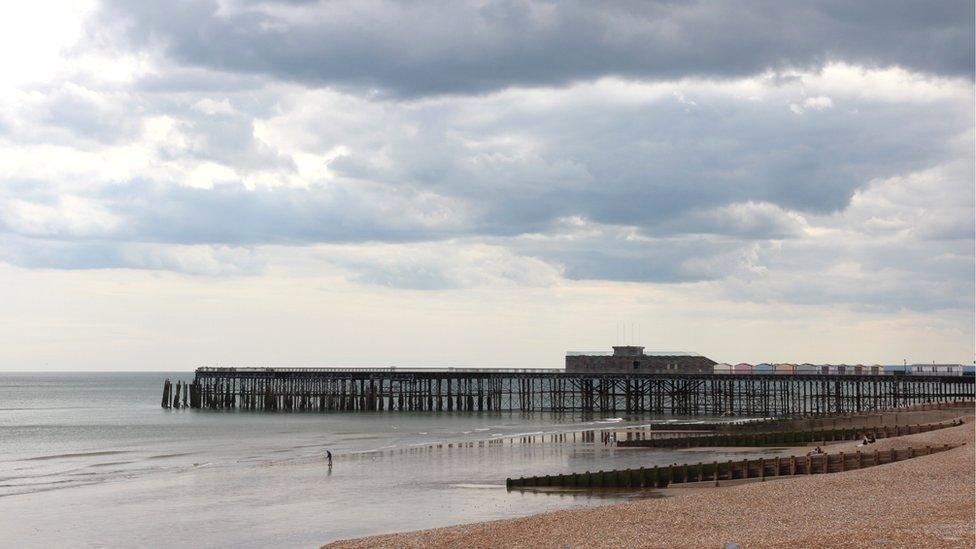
[{"left": 161, "top": 379, "right": 171, "bottom": 409}]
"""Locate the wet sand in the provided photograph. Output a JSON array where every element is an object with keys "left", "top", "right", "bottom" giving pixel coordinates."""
[{"left": 328, "top": 417, "right": 975, "bottom": 548}]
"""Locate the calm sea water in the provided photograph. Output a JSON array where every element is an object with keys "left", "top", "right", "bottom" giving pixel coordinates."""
[{"left": 0, "top": 372, "right": 789, "bottom": 547}]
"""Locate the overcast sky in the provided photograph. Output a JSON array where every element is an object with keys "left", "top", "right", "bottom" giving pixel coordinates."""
[{"left": 1, "top": 0, "right": 973, "bottom": 370}]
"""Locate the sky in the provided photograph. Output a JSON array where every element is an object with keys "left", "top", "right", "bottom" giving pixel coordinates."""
[{"left": 0, "top": 0, "right": 973, "bottom": 371}]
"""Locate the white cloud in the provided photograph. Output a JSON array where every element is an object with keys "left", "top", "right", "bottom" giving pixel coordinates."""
[
  {"left": 0, "top": 2, "right": 971, "bottom": 368},
  {"left": 1, "top": 195, "right": 122, "bottom": 237},
  {"left": 0, "top": 1, "right": 97, "bottom": 86},
  {"left": 790, "top": 94, "right": 833, "bottom": 114}
]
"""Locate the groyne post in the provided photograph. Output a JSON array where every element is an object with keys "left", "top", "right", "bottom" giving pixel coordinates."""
[{"left": 161, "top": 379, "right": 171, "bottom": 409}]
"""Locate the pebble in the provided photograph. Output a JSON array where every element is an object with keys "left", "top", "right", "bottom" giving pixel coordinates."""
[{"left": 327, "top": 415, "right": 975, "bottom": 548}]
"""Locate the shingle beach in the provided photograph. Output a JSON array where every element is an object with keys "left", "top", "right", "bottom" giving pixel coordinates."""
[{"left": 328, "top": 416, "right": 975, "bottom": 548}]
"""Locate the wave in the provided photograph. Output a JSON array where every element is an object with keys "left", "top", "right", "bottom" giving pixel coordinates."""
[
  {"left": 89, "top": 461, "right": 135, "bottom": 468},
  {"left": 145, "top": 452, "right": 194, "bottom": 460},
  {"left": 25, "top": 450, "right": 130, "bottom": 461}
]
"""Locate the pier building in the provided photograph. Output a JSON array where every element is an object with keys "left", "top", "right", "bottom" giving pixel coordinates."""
[{"left": 565, "top": 346, "right": 716, "bottom": 374}]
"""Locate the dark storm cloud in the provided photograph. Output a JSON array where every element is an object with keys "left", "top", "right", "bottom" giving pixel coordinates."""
[
  {"left": 1, "top": 0, "right": 971, "bottom": 312},
  {"left": 524, "top": 235, "right": 736, "bottom": 284},
  {"left": 2, "top": 82, "right": 968, "bottom": 249},
  {"left": 99, "top": 0, "right": 974, "bottom": 97},
  {"left": 319, "top": 87, "right": 966, "bottom": 232}
]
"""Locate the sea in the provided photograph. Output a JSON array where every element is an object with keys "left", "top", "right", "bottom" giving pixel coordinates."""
[{"left": 0, "top": 372, "right": 792, "bottom": 547}]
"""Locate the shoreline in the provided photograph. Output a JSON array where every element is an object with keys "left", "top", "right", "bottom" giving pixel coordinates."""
[{"left": 327, "top": 416, "right": 975, "bottom": 548}]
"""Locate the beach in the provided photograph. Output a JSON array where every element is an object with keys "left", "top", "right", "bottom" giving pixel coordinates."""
[
  {"left": 328, "top": 416, "right": 975, "bottom": 548},
  {"left": 3, "top": 374, "right": 971, "bottom": 547},
  {"left": 3, "top": 373, "right": 797, "bottom": 547}
]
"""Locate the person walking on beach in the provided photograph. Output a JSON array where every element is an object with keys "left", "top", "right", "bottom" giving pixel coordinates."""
[{"left": 326, "top": 450, "right": 333, "bottom": 468}]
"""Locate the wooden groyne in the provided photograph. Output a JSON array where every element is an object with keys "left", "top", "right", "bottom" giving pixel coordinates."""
[
  {"left": 506, "top": 443, "right": 963, "bottom": 489},
  {"left": 167, "top": 367, "right": 975, "bottom": 415},
  {"left": 599, "top": 402, "right": 975, "bottom": 435},
  {"left": 617, "top": 419, "right": 963, "bottom": 448},
  {"left": 704, "top": 402, "right": 971, "bottom": 432}
]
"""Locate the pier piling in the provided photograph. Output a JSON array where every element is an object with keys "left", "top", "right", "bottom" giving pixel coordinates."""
[{"left": 173, "top": 367, "right": 974, "bottom": 415}]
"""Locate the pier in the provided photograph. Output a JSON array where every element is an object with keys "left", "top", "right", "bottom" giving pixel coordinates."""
[{"left": 169, "top": 367, "right": 975, "bottom": 416}]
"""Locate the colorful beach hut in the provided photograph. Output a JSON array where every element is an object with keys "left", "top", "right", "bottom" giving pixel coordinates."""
[
  {"left": 712, "top": 363, "right": 733, "bottom": 375},
  {"left": 795, "top": 363, "right": 818, "bottom": 375},
  {"left": 753, "top": 363, "right": 774, "bottom": 374},
  {"left": 733, "top": 363, "right": 753, "bottom": 374},
  {"left": 774, "top": 363, "right": 795, "bottom": 375}
]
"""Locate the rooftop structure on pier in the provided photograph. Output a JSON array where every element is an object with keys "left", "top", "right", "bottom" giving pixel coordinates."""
[{"left": 565, "top": 346, "right": 716, "bottom": 374}]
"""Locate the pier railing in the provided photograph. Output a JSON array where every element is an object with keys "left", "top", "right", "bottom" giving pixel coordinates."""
[
  {"left": 165, "top": 368, "right": 976, "bottom": 415},
  {"left": 195, "top": 366, "right": 567, "bottom": 374}
]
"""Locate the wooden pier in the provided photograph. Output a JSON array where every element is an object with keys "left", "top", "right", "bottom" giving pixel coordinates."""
[{"left": 168, "top": 367, "right": 976, "bottom": 416}]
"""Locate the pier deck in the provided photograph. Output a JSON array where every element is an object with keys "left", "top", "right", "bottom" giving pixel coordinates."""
[{"left": 167, "top": 367, "right": 976, "bottom": 416}]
